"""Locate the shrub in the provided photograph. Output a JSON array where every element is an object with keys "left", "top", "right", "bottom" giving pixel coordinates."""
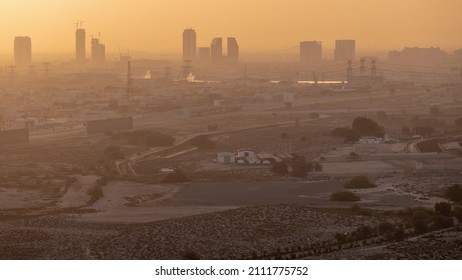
[
  {"left": 331, "top": 127, "right": 360, "bottom": 142},
  {"left": 433, "top": 215, "right": 453, "bottom": 229},
  {"left": 434, "top": 202, "right": 452, "bottom": 216},
  {"left": 344, "top": 176, "right": 376, "bottom": 189},
  {"left": 291, "top": 159, "right": 313, "bottom": 178},
  {"left": 445, "top": 184, "right": 462, "bottom": 203},
  {"left": 271, "top": 162, "right": 288, "bottom": 175},
  {"left": 313, "top": 162, "right": 323, "bottom": 171},
  {"left": 412, "top": 216, "right": 429, "bottom": 234},
  {"left": 352, "top": 117, "right": 385, "bottom": 137},
  {"left": 330, "top": 191, "right": 360, "bottom": 202},
  {"left": 162, "top": 169, "right": 190, "bottom": 183},
  {"left": 454, "top": 207, "right": 462, "bottom": 223},
  {"left": 87, "top": 185, "right": 103, "bottom": 203},
  {"left": 378, "top": 222, "right": 394, "bottom": 235}
]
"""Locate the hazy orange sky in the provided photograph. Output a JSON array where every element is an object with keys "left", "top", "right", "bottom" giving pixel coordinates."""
[{"left": 0, "top": 0, "right": 461, "bottom": 55}]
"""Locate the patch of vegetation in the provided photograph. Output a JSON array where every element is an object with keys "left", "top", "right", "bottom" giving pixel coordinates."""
[
  {"left": 290, "top": 155, "right": 311, "bottom": 177},
  {"left": 313, "top": 162, "right": 323, "bottom": 172},
  {"left": 190, "top": 135, "right": 215, "bottom": 149},
  {"left": 445, "top": 184, "right": 462, "bottom": 203},
  {"left": 331, "top": 127, "right": 360, "bottom": 143},
  {"left": 434, "top": 202, "right": 452, "bottom": 216},
  {"left": 162, "top": 169, "right": 190, "bottom": 183},
  {"left": 433, "top": 215, "right": 453, "bottom": 229},
  {"left": 344, "top": 176, "right": 376, "bottom": 189},
  {"left": 271, "top": 161, "right": 288, "bottom": 175},
  {"left": 330, "top": 191, "right": 360, "bottom": 202},
  {"left": 352, "top": 117, "right": 385, "bottom": 137},
  {"left": 87, "top": 176, "right": 111, "bottom": 205}
]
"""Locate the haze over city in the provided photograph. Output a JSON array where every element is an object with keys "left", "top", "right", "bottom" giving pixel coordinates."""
[
  {"left": 1, "top": 0, "right": 462, "bottom": 264},
  {"left": 0, "top": 0, "right": 462, "bottom": 57}
]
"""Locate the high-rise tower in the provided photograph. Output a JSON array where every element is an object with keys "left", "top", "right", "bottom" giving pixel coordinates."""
[
  {"left": 300, "top": 41, "right": 322, "bottom": 65},
  {"left": 183, "top": 28, "right": 196, "bottom": 62},
  {"left": 334, "top": 40, "right": 356, "bottom": 62},
  {"left": 75, "top": 25, "right": 86, "bottom": 62},
  {"left": 227, "top": 37, "right": 239, "bottom": 64},
  {"left": 91, "top": 38, "right": 105, "bottom": 63},
  {"left": 210, "top": 38, "right": 223, "bottom": 65},
  {"left": 14, "top": 36, "right": 32, "bottom": 69}
]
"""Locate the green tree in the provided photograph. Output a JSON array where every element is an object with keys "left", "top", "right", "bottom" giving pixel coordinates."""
[{"left": 352, "top": 117, "right": 385, "bottom": 137}]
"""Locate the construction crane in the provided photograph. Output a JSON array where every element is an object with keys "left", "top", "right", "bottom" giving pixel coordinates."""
[{"left": 74, "top": 20, "right": 84, "bottom": 29}]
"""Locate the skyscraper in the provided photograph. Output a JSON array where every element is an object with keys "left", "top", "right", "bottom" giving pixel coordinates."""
[
  {"left": 183, "top": 28, "right": 196, "bottom": 62},
  {"left": 14, "top": 36, "right": 32, "bottom": 69},
  {"left": 300, "top": 41, "right": 322, "bottom": 65},
  {"left": 91, "top": 38, "right": 105, "bottom": 63},
  {"left": 334, "top": 40, "right": 356, "bottom": 61},
  {"left": 227, "top": 37, "right": 239, "bottom": 64},
  {"left": 210, "top": 38, "right": 223, "bottom": 65},
  {"left": 76, "top": 28, "right": 86, "bottom": 61}
]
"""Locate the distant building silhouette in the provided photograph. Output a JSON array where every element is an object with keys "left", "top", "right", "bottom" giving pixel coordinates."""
[
  {"left": 198, "top": 47, "right": 211, "bottom": 64},
  {"left": 91, "top": 38, "right": 105, "bottom": 63},
  {"left": 455, "top": 49, "right": 462, "bottom": 65},
  {"left": 389, "top": 47, "right": 448, "bottom": 65},
  {"left": 334, "top": 40, "right": 355, "bottom": 61},
  {"left": 300, "top": 41, "right": 322, "bottom": 65},
  {"left": 14, "top": 36, "right": 32, "bottom": 69},
  {"left": 210, "top": 37, "right": 239, "bottom": 65},
  {"left": 227, "top": 37, "right": 239, "bottom": 64},
  {"left": 211, "top": 37, "right": 223, "bottom": 65},
  {"left": 183, "top": 28, "right": 196, "bottom": 62},
  {"left": 76, "top": 28, "right": 86, "bottom": 61}
]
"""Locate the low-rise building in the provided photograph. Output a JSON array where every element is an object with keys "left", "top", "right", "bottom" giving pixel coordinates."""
[{"left": 217, "top": 152, "right": 236, "bottom": 164}]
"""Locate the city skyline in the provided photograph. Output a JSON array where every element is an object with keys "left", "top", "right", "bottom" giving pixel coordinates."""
[{"left": 0, "top": 0, "right": 461, "bottom": 55}]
